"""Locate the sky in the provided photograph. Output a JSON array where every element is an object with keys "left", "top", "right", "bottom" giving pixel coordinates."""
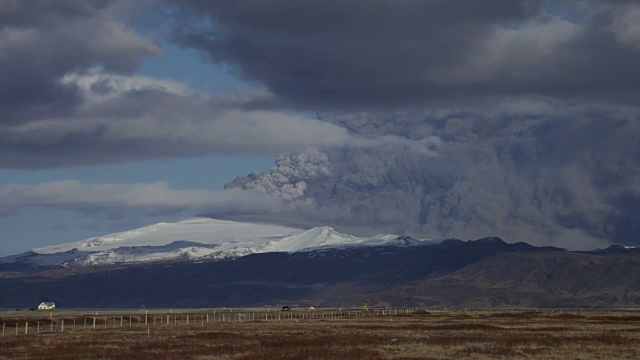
[{"left": 1, "top": 0, "right": 640, "bottom": 255}]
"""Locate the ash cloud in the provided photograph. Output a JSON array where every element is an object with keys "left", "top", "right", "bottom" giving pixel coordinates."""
[
  {"left": 227, "top": 105, "right": 640, "bottom": 250},
  {"left": 225, "top": 148, "right": 331, "bottom": 201},
  {"left": 172, "top": 0, "right": 640, "bottom": 248}
]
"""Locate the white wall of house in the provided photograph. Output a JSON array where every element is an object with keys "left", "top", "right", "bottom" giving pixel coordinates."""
[{"left": 38, "top": 302, "right": 55, "bottom": 310}]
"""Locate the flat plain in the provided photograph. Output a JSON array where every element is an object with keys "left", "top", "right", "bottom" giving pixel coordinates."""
[{"left": 1, "top": 309, "right": 639, "bottom": 359}]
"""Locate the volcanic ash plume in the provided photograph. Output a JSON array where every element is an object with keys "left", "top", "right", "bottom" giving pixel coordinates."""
[
  {"left": 225, "top": 148, "right": 331, "bottom": 201},
  {"left": 227, "top": 109, "right": 640, "bottom": 250}
]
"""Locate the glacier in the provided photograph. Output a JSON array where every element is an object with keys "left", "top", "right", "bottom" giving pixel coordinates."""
[{"left": 0, "top": 218, "right": 437, "bottom": 267}]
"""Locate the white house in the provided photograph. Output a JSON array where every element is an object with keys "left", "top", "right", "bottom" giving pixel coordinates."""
[{"left": 38, "top": 302, "right": 56, "bottom": 310}]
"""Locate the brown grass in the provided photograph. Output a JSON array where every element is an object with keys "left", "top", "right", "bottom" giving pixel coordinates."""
[{"left": 2, "top": 309, "right": 640, "bottom": 359}]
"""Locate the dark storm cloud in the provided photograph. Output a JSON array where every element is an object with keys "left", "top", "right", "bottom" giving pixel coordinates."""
[
  {"left": 0, "top": 0, "right": 110, "bottom": 27},
  {"left": 0, "top": 0, "right": 160, "bottom": 124},
  {"left": 0, "top": 1, "right": 355, "bottom": 168},
  {"left": 168, "top": 0, "right": 640, "bottom": 109}
]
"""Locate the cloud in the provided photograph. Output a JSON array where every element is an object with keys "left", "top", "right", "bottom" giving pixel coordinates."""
[
  {"left": 608, "top": 3, "right": 640, "bottom": 50},
  {"left": 0, "top": 0, "right": 160, "bottom": 124},
  {"left": 226, "top": 136, "right": 443, "bottom": 201},
  {"left": 226, "top": 105, "right": 640, "bottom": 250},
  {"left": 225, "top": 148, "right": 332, "bottom": 201},
  {"left": 2, "top": 0, "right": 639, "bottom": 252},
  {"left": 0, "top": 180, "right": 285, "bottom": 218},
  {"left": 168, "top": 0, "right": 640, "bottom": 109},
  {"left": 0, "top": 2, "right": 357, "bottom": 169},
  {"left": 0, "top": 69, "right": 353, "bottom": 168},
  {"left": 61, "top": 68, "right": 196, "bottom": 100}
]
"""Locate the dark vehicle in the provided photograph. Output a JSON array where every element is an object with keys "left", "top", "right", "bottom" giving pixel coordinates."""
[{"left": 281, "top": 306, "right": 290, "bottom": 311}]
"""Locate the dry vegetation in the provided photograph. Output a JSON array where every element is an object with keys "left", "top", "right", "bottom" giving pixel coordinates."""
[{"left": 1, "top": 309, "right": 640, "bottom": 359}]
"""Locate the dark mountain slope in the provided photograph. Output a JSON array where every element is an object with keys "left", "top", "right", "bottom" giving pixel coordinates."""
[{"left": 1, "top": 238, "right": 638, "bottom": 309}]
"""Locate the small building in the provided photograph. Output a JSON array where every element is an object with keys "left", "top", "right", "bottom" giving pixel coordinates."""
[{"left": 38, "top": 302, "right": 56, "bottom": 310}]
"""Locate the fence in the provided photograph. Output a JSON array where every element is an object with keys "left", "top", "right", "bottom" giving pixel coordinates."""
[{"left": 0, "top": 308, "right": 423, "bottom": 336}]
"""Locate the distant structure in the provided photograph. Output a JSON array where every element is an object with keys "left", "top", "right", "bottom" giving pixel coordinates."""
[{"left": 38, "top": 302, "right": 56, "bottom": 310}]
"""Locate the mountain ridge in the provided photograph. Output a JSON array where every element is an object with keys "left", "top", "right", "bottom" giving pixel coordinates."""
[
  {"left": 2, "top": 219, "right": 639, "bottom": 309},
  {"left": 2, "top": 235, "right": 639, "bottom": 309},
  {"left": 0, "top": 218, "right": 439, "bottom": 268}
]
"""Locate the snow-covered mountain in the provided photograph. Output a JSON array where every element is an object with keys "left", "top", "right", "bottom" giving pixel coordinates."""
[{"left": 1, "top": 218, "right": 437, "bottom": 267}]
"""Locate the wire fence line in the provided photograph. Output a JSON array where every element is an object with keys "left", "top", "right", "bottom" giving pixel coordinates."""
[{"left": 0, "top": 308, "right": 424, "bottom": 336}]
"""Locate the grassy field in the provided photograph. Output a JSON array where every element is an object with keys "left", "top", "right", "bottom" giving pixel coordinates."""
[{"left": 1, "top": 309, "right": 640, "bottom": 359}]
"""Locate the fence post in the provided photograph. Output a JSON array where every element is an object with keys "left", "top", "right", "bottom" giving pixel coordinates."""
[
  {"left": 25, "top": 322, "right": 28, "bottom": 335},
  {"left": 2, "top": 323, "right": 4, "bottom": 336},
  {"left": 93, "top": 317, "right": 96, "bottom": 330},
  {"left": 50, "top": 321, "right": 53, "bottom": 332},
  {"left": 61, "top": 320, "right": 64, "bottom": 332},
  {"left": 37, "top": 321, "right": 40, "bottom": 333}
]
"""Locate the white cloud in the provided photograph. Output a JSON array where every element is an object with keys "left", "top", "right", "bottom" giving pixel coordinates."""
[
  {"left": 61, "top": 67, "right": 195, "bottom": 101},
  {"left": 608, "top": 4, "right": 640, "bottom": 50},
  {"left": 0, "top": 69, "right": 354, "bottom": 168},
  {"left": 439, "top": 16, "right": 583, "bottom": 85},
  {"left": 0, "top": 180, "right": 285, "bottom": 218}
]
